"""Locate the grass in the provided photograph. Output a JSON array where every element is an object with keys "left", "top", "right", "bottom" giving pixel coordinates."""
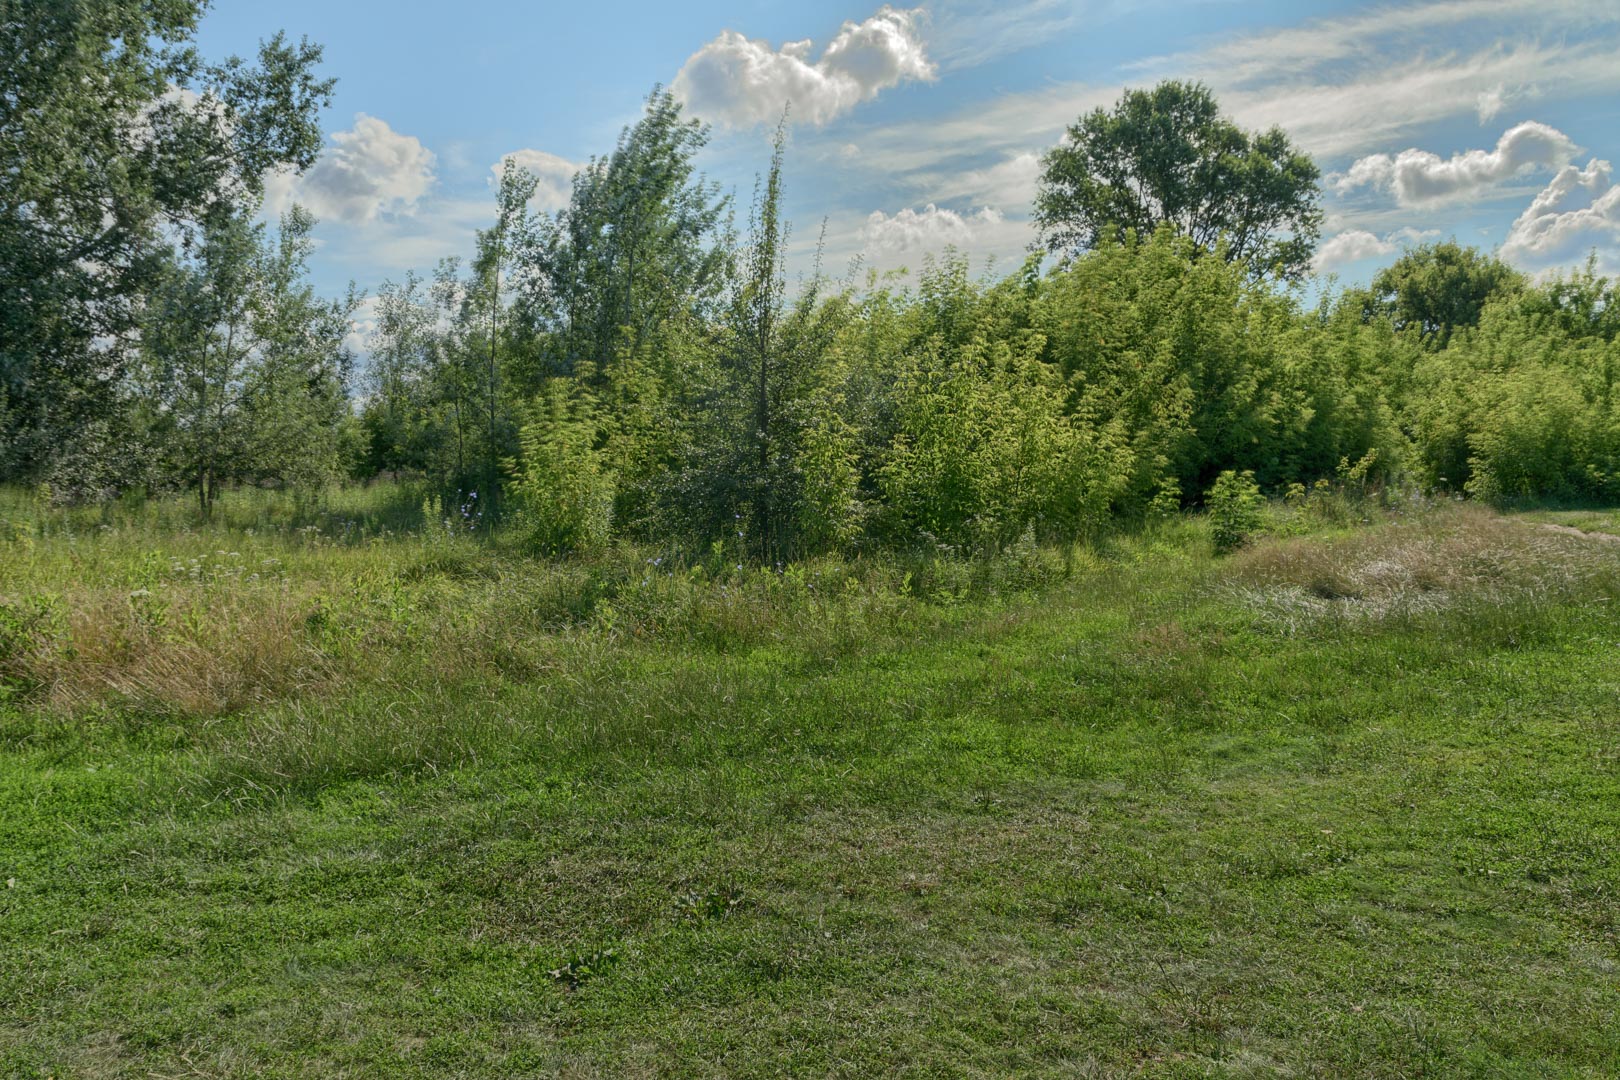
[{"left": 2, "top": 486, "right": 1619, "bottom": 1076}]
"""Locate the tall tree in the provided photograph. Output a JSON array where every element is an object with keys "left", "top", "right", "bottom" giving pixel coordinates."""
[
  {"left": 1034, "top": 81, "right": 1322, "bottom": 282},
  {"left": 466, "top": 162, "right": 540, "bottom": 501},
  {"left": 678, "top": 127, "right": 853, "bottom": 558},
  {"left": 526, "top": 88, "right": 730, "bottom": 383},
  {"left": 0, "top": 0, "right": 334, "bottom": 485},
  {"left": 362, "top": 272, "right": 443, "bottom": 476},
  {"left": 1367, "top": 241, "right": 1526, "bottom": 349},
  {"left": 134, "top": 209, "right": 356, "bottom": 515}
]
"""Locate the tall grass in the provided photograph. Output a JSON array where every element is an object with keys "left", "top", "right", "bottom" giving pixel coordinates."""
[
  {"left": 7, "top": 482, "right": 1616, "bottom": 793},
  {"left": 0, "top": 483, "right": 1110, "bottom": 722}
]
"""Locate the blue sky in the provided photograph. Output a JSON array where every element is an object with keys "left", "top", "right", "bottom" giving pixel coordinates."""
[{"left": 193, "top": 0, "right": 1620, "bottom": 329}]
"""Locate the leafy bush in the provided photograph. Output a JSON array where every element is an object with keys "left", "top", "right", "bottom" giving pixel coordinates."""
[
  {"left": 510, "top": 381, "right": 615, "bottom": 557},
  {"left": 1207, "top": 470, "right": 1264, "bottom": 554}
]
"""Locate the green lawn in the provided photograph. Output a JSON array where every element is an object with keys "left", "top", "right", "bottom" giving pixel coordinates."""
[{"left": 2, "top": 493, "right": 1618, "bottom": 1076}]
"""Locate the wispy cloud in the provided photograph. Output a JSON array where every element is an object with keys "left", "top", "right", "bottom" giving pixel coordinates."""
[{"left": 927, "top": 0, "right": 1094, "bottom": 69}]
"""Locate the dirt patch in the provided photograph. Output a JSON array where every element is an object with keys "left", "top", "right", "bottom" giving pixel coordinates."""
[{"left": 1504, "top": 518, "right": 1620, "bottom": 544}]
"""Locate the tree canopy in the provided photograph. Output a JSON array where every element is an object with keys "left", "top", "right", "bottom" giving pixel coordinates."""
[
  {"left": 1366, "top": 241, "right": 1526, "bottom": 349},
  {"left": 0, "top": 0, "right": 334, "bottom": 486},
  {"left": 1034, "top": 81, "right": 1322, "bottom": 282}
]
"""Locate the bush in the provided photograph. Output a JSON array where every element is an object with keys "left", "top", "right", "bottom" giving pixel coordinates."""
[
  {"left": 511, "top": 381, "right": 615, "bottom": 557},
  {"left": 0, "top": 594, "right": 63, "bottom": 694},
  {"left": 1207, "top": 470, "right": 1264, "bottom": 554}
]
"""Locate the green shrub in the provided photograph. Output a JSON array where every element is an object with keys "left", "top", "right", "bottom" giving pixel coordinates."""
[
  {"left": 1207, "top": 469, "right": 1264, "bottom": 554},
  {"left": 510, "top": 381, "right": 615, "bottom": 557},
  {"left": 0, "top": 594, "right": 63, "bottom": 694}
]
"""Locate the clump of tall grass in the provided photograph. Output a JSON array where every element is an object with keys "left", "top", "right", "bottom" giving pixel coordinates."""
[{"left": 0, "top": 483, "right": 1090, "bottom": 722}]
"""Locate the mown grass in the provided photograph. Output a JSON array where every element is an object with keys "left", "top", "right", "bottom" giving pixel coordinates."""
[{"left": 2, "top": 487, "right": 1618, "bottom": 1076}]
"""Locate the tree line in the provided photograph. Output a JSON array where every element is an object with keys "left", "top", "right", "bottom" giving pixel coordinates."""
[{"left": 4, "top": 5, "right": 1616, "bottom": 556}]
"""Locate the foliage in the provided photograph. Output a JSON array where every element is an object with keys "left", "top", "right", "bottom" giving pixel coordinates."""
[
  {"left": 878, "top": 328, "right": 1130, "bottom": 548},
  {"left": 0, "top": 1, "right": 334, "bottom": 485},
  {"left": 524, "top": 88, "right": 730, "bottom": 383},
  {"left": 132, "top": 208, "right": 358, "bottom": 514},
  {"left": 1405, "top": 265, "right": 1620, "bottom": 499},
  {"left": 1034, "top": 81, "right": 1323, "bottom": 281},
  {"left": 1206, "top": 469, "right": 1264, "bottom": 553},
  {"left": 4, "top": 4, "right": 1618, "bottom": 541},
  {"left": 510, "top": 380, "right": 614, "bottom": 556},
  {"left": 1366, "top": 241, "right": 1525, "bottom": 349}
]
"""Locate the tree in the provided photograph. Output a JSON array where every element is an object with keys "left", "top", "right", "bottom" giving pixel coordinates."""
[
  {"left": 1034, "top": 81, "right": 1322, "bottom": 282},
  {"left": 134, "top": 209, "right": 356, "bottom": 515},
  {"left": 1367, "top": 242, "right": 1525, "bottom": 349},
  {"left": 362, "top": 272, "right": 442, "bottom": 476},
  {"left": 0, "top": 0, "right": 334, "bottom": 485},
  {"left": 467, "top": 162, "right": 540, "bottom": 500},
  {"left": 526, "top": 88, "right": 730, "bottom": 382},
  {"left": 672, "top": 127, "right": 853, "bottom": 558}
]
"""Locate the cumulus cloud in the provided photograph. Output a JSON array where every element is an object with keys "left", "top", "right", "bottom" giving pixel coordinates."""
[
  {"left": 1313, "top": 230, "right": 1397, "bottom": 270},
  {"left": 343, "top": 295, "right": 381, "bottom": 358},
  {"left": 265, "top": 114, "right": 436, "bottom": 225},
  {"left": 672, "top": 6, "right": 935, "bottom": 127},
  {"left": 1312, "top": 226, "right": 1439, "bottom": 271},
  {"left": 1501, "top": 158, "right": 1620, "bottom": 270},
  {"left": 493, "top": 149, "right": 579, "bottom": 212},
  {"left": 862, "top": 203, "right": 1004, "bottom": 254},
  {"left": 1332, "top": 121, "right": 1578, "bottom": 206}
]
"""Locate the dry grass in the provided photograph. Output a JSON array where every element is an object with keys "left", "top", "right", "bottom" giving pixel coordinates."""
[
  {"left": 51, "top": 586, "right": 338, "bottom": 716},
  {"left": 1222, "top": 502, "right": 1620, "bottom": 630}
]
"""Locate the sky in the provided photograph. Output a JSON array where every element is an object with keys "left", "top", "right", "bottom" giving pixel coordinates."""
[{"left": 192, "top": 0, "right": 1620, "bottom": 335}]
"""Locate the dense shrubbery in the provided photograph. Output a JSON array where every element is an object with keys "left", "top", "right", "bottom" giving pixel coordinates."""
[
  {"left": 1404, "top": 261, "right": 1620, "bottom": 500},
  {"left": 8, "top": 78, "right": 1617, "bottom": 554}
]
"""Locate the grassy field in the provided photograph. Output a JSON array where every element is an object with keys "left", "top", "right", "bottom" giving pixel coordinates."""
[{"left": 2, "top": 487, "right": 1618, "bottom": 1076}]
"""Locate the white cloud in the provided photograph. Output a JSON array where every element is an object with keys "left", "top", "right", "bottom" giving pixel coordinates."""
[
  {"left": 1333, "top": 122, "right": 1578, "bottom": 206},
  {"left": 493, "top": 149, "right": 579, "bottom": 212},
  {"left": 861, "top": 203, "right": 1005, "bottom": 254},
  {"left": 343, "top": 294, "right": 381, "bottom": 357},
  {"left": 672, "top": 7, "right": 935, "bottom": 127},
  {"left": 1474, "top": 82, "right": 1531, "bottom": 123},
  {"left": 1312, "top": 227, "right": 1440, "bottom": 271},
  {"left": 1332, "top": 154, "right": 1396, "bottom": 194},
  {"left": 1501, "top": 158, "right": 1620, "bottom": 271},
  {"left": 1313, "top": 230, "right": 1397, "bottom": 270},
  {"left": 266, "top": 114, "right": 436, "bottom": 225}
]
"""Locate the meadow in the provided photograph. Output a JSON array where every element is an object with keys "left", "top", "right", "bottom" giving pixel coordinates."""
[{"left": 2, "top": 484, "right": 1618, "bottom": 1076}]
